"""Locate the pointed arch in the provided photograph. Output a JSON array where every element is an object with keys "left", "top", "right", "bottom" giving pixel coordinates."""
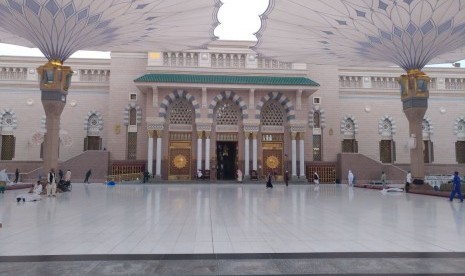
[
  {"left": 340, "top": 115, "right": 359, "bottom": 136},
  {"left": 83, "top": 110, "right": 104, "bottom": 132},
  {"left": 422, "top": 116, "right": 433, "bottom": 139},
  {"left": 159, "top": 89, "right": 200, "bottom": 119},
  {"left": 123, "top": 102, "right": 142, "bottom": 126},
  {"left": 0, "top": 108, "right": 17, "bottom": 134},
  {"left": 378, "top": 115, "right": 396, "bottom": 139},
  {"left": 208, "top": 90, "right": 248, "bottom": 119},
  {"left": 308, "top": 105, "right": 326, "bottom": 128},
  {"left": 453, "top": 115, "right": 465, "bottom": 138},
  {"left": 255, "top": 91, "right": 295, "bottom": 121}
]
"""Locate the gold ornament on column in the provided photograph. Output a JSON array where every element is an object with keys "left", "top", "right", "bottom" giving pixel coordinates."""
[
  {"left": 399, "top": 69, "right": 430, "bottom": 100},
  {"left": 37, "top": 60, "right": 73, "bottom": 93},
  {"left": 147, "top": 130, "right": 154, "bottom": 138}
]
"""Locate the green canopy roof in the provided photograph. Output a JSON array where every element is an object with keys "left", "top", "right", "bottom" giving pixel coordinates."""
[{"left": 135, "top": 74, "right": 319, "bottom": 86}]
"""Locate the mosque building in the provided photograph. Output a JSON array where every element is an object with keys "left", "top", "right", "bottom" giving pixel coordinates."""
[{"left": 1, "top": 40, "right": 464, "bottom": 183}]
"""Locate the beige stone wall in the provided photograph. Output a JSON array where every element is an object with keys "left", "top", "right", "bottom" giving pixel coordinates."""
[
  {"left": 106, "top": 52, "right": 148, "bottom": 161},
  {"left": 1, "top": 48, "right": 465, "bottom": 173}
]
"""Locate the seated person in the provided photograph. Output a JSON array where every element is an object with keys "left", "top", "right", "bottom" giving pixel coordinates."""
[
  {"left": 237, "top": 169, "right": 243, "bottom": 183},
  {"left": 197, "top": 169, "right": 203, "bottom": 179},
  {"left": 17, "top": 183, "right": 43, "bottom": 202}
]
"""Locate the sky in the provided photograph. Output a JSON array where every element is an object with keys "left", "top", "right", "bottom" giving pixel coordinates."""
[
  {"left": 0, "top": 0, "right": 269, "bottom": 59},
  {"left": 0, "top": 0, "right": 460, "bottom": 67}
]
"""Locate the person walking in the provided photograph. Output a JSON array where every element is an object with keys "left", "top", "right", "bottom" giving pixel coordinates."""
[
  {"left": 313, "top": 171, "right": 320, "bottom": 191},
  {"left": 84, "top": 169, "right": 92, "bottom": 184},
  {"left": 405, "top": 171, "right": 412, "bottom": 193},
  {"left": 14, "top": 168, "right": 19, "bottom": 183},
  {"left": 266, "top": 171, "right": 273, "bottom": 189},
  {"left": 449, "top": 171, "right": 464, "bottom": 202},
  {"left": 46, "top": 168, "right": 57, "bottom": 197},
  {"left": 381, "top": 171, "right": 387, "bottom": 189},
  {"left": 348, "top": 170, "right": 354, "bottom": 187},
  {"left": 284, "top": 170, "right": 289, "bottom": 186}
]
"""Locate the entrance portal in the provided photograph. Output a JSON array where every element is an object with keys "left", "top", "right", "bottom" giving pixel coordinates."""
[{"left": 216, "top": 141, "right": 237, "bottom": 180}]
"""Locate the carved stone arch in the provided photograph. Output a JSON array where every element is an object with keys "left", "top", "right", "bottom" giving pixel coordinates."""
[
  {"left": 159, "top": 89, "right": 200, "bottom": 119},
  {"left": 378, "top": 115, "right": 396, "bottom": 139},
  {"left": 454, "top": 115, "right": 465, "bottom": 141},
  {"left": 308, "top": 105, "right": 326, "bottom": 128},
  {"left": 83, "top": 110, "right": 104, "bottom": 134},
  {"left": 0, "top": 108, "right": 17, "bottom": 134},
  {"left": 340, "top": 115, "right": 359, "bottom": 137},
  {"left": 422, "top": 116, "right": 433, "bottom": 140},
  {"left": 123, "top": 102, "right": 142, "bottom": 126},
  {"left": 208, "top": 90, "right": 248, "bottom": 119},
  {"left": 255, "top": 91, "right": 295, "bottom": 121}
]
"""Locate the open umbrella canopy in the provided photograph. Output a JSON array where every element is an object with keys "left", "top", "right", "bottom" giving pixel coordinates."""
[
  {"left": 255, "top": 0, "right": 465, "bottom": 71},
  {"left": 0, "top": 0, "right": 221, "bottom": 61}
]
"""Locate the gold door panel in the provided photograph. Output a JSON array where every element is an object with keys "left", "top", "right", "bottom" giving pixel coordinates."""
[
  {"left": 168, "top": 141, "right": 191, "bottom": 180},
  {"left": 262, "top": 141, "right": 283, "bottom": 180}
]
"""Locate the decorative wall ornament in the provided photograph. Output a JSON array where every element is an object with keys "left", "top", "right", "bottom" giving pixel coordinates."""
[
  {"left": 340, "top": 115, "right": 358, "bottom": 138},
  {"left": 256, "top": 91, "right": 295, "bottom": 121},
  {"left": 208, "top": 90, "right": 248, "bottom": 119},
  {"left": 0, "top": 108, "right": 17, "bottom": 134},
  {"left": 31, "top": 132, "right": 44, "bottom": 146},
  {"left": 123, "top": 102, "right": 142, "bottom": 126},
  {"left": 60, "top": 130, "right": 73, "bottom": 147},
  {"left": 83, "top": 110, "right": 104, "bottom": 136},
  {"left": 378, "top": 115, "right": 396, "bottom": 139},
  {"left": 159, "top": 89, "right": 200, "bottom": 119},
  {"left": 308, "top": 105, "right": 326, "bottom": 129}
]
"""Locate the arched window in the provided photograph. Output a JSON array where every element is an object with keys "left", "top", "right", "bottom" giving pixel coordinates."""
[
  {"left": 422, "top": 118, "right": 434, "bottom": 163},
  {"left": 261, "top": 101, "right": 284, "bottom": 126},
  {"left": 0, "top": 111, "right": 16, "bottom": 160},
  {"left": 456, "top": 119, "right": 465, "bottom": 163},
  {"left": 379, "top": 118, "right": 396, "bottom": 163},
  {"left": 168, "top": 98, "right": 194, "bottom": 125},
  {"left": 341, "top": 116, "right": 358, "bottom": 153},
  {"left": 215, "top": 99, "right": 240, "bottom": 125},
  {"left": 314, "top": 111, "right": 320, "bottom": 128},
  {"left": 84, "top": 113, "right": 103, "bottom": 151},
  {"left": 127, "top": 108, "right": 138, "bottom": 159},
  {"left": 129, "top": 108, "right": 137, "bottom": 125}
]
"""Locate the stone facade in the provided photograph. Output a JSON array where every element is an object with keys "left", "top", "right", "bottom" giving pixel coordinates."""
[{"left": 1, "top": 41, "right": 464, "bottom": 181}]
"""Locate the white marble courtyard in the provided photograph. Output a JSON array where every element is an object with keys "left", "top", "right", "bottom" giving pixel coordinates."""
[{"left": 0, "top": 183, "right": 464, "bottom": 256}]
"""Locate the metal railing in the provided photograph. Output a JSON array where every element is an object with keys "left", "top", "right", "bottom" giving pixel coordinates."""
[{"left": 105, "top": 173, "right": 142, "bottom": 183}]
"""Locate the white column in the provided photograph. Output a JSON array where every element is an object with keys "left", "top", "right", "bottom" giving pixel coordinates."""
[
  {"left": 205, "top": 133, "right": 210, "bottom": 170},
  {"left": 155, "top": 131, "right": 162, "bottom": 177},
  {"left": 147, "top": 130, "right": 154, "bottom": 175},
  {"left": 197, "top": 132, "right": 203, "bottom": 171},
  {"left": 299, "top": 133, "right": 305, "bottom": 178},
  {"left": 244, "top": 133, "right": 250, "bottom": 175},
  {"left": 292, "top": 132, "right": 297, "bottom": 177},
  {"left": 252, "top": 132, "right": 258, "bottom": 171}
]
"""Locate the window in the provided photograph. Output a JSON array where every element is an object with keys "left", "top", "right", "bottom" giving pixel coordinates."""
[
  {"left": 129, "top": 93, "right": 137, "bottom": 101},
  {"left": 313, "top": 97, "right": 321, "bottom": 104}
]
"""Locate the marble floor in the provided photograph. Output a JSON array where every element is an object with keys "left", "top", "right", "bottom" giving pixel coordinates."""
[{"left": 0, "top": 183, "right": 464, "bottom": 256}]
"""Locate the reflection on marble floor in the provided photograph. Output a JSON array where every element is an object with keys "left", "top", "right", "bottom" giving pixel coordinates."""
[{"left": 0, "top": 183, "right": 463, "bottom": 255}]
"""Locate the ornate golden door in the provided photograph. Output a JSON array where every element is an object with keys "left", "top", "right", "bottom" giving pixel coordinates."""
[
  {"left": 262, "top": 134, "right": 284, "bottom": 180},
  {"left": 168, "top": 132, "right": 192, "bottom": 180}
]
